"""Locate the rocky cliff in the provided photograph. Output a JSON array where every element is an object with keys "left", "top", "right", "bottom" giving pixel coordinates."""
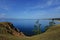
[{"left": 0, "top": 22, "right": 25, "bottom": 37}]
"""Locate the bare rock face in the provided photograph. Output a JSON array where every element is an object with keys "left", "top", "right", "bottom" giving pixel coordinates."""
[{"left": 0, "top": 22, "right": 25, "bottom": 37}]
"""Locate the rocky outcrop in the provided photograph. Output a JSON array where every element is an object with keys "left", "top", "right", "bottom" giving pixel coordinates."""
[{"left": 0, "top": 22, "right": 25, "bottom": 37}]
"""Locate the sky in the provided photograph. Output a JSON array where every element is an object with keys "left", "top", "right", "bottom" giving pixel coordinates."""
[{"left": 0, "top": 0, "right": 60, "bottom": 19}]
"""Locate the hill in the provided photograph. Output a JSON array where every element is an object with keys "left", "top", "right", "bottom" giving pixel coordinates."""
[
  {"left": 0, "top": 22, "right": 60, "bottom": 40},
  {"left": 30, "top": 25, "right": 60, "bottom": 40},
  {"left": 0, "top": 22, "right": 26, "bottom": 40}
]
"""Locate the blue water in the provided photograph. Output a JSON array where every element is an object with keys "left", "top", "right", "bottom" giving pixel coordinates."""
[{"left": 0, "top": 19, "right": 60, "bottom": 36}]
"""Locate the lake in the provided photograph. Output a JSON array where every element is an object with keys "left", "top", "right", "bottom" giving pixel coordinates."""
[{"left": 0, "top": 19, "right": 60, "bottom": 36}]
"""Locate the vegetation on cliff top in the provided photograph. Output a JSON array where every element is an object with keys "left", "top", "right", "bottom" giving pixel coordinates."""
[{"left": 0, "top": 22, "right": 60, "bottom": 40}]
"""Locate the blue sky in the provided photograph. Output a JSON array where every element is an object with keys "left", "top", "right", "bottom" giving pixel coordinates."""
[{"left": 0, "top": 0, "right": 60, "bottom": 19}]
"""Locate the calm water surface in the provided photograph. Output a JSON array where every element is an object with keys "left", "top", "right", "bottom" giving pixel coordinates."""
[{"left": 0, "top": 19, "right": 60, "bottom": 36}]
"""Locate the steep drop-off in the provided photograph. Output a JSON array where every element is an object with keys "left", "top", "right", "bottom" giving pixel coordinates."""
[{"left": 0, "top": 22, "right": 25, "bottom": 40}]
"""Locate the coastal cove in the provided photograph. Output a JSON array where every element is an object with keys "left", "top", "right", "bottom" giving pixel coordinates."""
[{"left": 0, "top": 19, "right": 60, "bottom": 36}]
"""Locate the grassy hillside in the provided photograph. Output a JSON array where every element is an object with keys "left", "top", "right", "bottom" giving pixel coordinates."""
[
  {"left": 30, "top": 25, "right": 60, "bottom": 40},
  {"left": 0, "top": 22, "right": 60, "bottom": 40}
]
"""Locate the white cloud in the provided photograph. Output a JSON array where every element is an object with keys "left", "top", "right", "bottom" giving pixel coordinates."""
[
  {"left": 44, "top": 0, "right": 60, "bottom": 7},
  {"left": 46, "top": 0, "right": 53, "bottom": 6},
  {"left": 28, "top": 0, "right": 60, "bottom": 10},
  {"left": 0, "top": 4, "right": 9, "bottom": 10},
  {"left": 56, "top": 6, "right": 60, "bottom": 10},
  {"left": 0, "top": 0, "right": 9, "bottom": 10},
  {"left": 50, "top": 6, "right": 60, "bottom": 12},
  {"left": 0, "top": 13, "right": 6, "bottom": 19}
]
